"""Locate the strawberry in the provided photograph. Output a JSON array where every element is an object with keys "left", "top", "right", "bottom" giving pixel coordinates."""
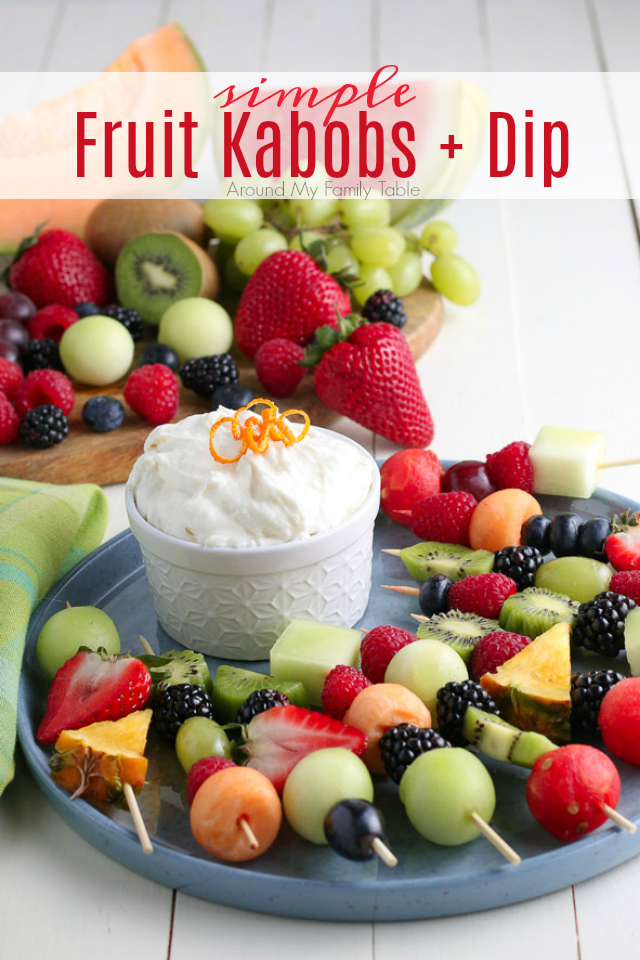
[
  {"left": 36, "top": 650, "right": 152, "bottom": 744},
  {"left": 240, "top": 704, "right": 367, "bottom": 793},
  {"left": 235, "top": 250, "right": 350, "bottom": 358},
  {"left": 605, "top": 511, "right": 640, "bottom": 572},
  {"left": 313, "top": 322, "right": 434, "bottom": 447},
  {"left": 8, "top": 228, "right": 113, "bottom": 309}
]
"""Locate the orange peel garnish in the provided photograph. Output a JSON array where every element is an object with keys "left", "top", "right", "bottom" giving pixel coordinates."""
[{"left": 209, "top": 400, "right": 310, "bottom": 464}]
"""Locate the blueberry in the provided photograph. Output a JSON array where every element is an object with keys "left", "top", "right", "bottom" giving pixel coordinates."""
[
  {"left": 578, "top": 517, "right": 612, "bottom": 561},
  {"left": 418, "top": 574, "right": 453, "bottom": 616},
  {"left": 521, "top": 515, "right": 551, "bottom": 554},
  {"left": 549, "top": 512, "right": 582, "bottom": 557},
  {"left": 75, "top": 302, "right": 100, "bottom": 318},
  {"left": 212, "top": 382, "right": 255, "bottom": 410},
  {"left": 138, "top": 342, "right": 180, "bottom": 372},
  {"left": 82, "top": 396, "right": 125, "bottom": 433}
]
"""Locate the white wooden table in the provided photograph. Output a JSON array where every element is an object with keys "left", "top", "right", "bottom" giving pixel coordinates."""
[{"left": 2, "top": 0, "right": 640, "bottom": 956}]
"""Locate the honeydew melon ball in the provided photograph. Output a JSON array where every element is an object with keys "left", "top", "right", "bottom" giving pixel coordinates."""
[
  {"left": 385, "top": 639, "right": 468, "bottom": 716},
  {"left": 37, "top": 606, "right": 120, "bottom": 679},
  {"left": 59, "top": 315, "right": 135, "bottom": 386},
  {"left": 283, "top": 748, "right": 373, "bottom": 844},
  {"left": 158, "top": 297, "right": 233, "bottom": 362}
]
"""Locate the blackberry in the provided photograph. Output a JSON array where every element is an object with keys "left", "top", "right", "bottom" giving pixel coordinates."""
[
  {"left": 379, "top": 723, "right": 451, "bottom": 784},
  {"left": 571, "top": 591, "right": 636, "bottom": 657},
  {"left": 104, "top": 304, "right": 143, "bottom": 342},
  {"left": 236, "top": 688, "right": 290, "bottom": 724},
  {"left": 19, "top": 404, "right": 69, "bottom": 448},
  {"left": 180, "top": 354, "right": 238, "bottom": 398},
  {"left": 571, "top": 669, "right": 625, "bottom": 738},
  {"left": 493, "top": 545, "right": 543, "bottom": 590},
  {"left": 22, "top": 338, "right": 63, "bottom": 373},
  {"left": 82, "top": 395, "right": 125, "bottom": 433},
  {"left": 436, "top": 680, "right": 499, "bottom": 746},
  {"left": 152, "top": 683, "right": 215, "bottom": 742},
  {"left": 362, "top": 289, "right": 407, "bottom": 328}
]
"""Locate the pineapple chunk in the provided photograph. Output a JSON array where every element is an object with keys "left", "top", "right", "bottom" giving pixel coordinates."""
[{"left": 529, "top": 425, "right": 606, "bottom": 499}]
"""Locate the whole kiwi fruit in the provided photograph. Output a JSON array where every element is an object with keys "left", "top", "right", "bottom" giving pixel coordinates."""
[{"left": 86, "top": 198, "right": 206, "bottom": 265}]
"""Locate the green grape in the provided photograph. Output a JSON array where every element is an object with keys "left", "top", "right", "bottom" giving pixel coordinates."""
[
  {"left": 224, "top": 254, "right": 249, "bottom": 293},
  {"left": 37, "top": 606, "right": 120, "bottom": 679},
  {"left": 175, "top": 716, "right": 232, "bottom": 773},
  {"left": 202, "top": 199, "right": 263, "bottom": 243},
  {"left": 351, "top": 227, "right": 405, "bottom": 268},
  {"left": 340, "top": 198, "right": 391, "bottom": 228},
  {"left": 353, "top": 264, "right": 393, "bottom": 306},
  {"left": 289, "top": 229, "right": 325, "bottom": 251},
  {"left": 287, "top": 198, "right": 339, "bottom": 226},
  {"left": 430, "top": 253, "right": 481, "bottom": 305},
  {"left": 387, "top": 251, "right": 424, "bottom": 297},
  {"left": 421, "top": 220, "right": 458, "bottom": 256},
  {"left": 234, "top": 229, "right": 288, "bottom": 275},
  {"left": 326, "top": 244, "right": 358, "bottom": 276}
]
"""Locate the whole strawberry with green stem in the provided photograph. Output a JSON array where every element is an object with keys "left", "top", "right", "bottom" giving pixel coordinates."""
[
  {"left": 305, "top": 315, "right": 434, "bottom": 448},
  {"left": 8, "top": 227, "right": 114, "bottom": 309},
  {"left": 235, "top": 249, "right": 350, "bottom": 359}
]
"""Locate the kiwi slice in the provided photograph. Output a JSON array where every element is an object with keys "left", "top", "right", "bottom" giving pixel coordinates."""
[
  {"left": 463, "top": 706, "right": 558, "bottom": 768},
  {"left": 211, "top": 665, "right": 309, "bottom": 723},
  {"left": 141, "top": 648, "right": 213, "bottom": 697},
  {"left": 499, "top": 587, "right": 579, "bottom": 640},
  {"left": 400, "top": 542, "right": 494, "bottom": 583},
  {"left": 115, "top": 230, "right": 219, "bottom": 324},
  {"left": 416, "top": 611, "right": 499, "bottom": 663}
]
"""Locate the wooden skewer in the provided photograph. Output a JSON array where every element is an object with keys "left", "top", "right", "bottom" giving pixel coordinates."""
[
  {"left": 470, "top": 812, "right": 521, "bottom": 865},
  {"left": 239, "top": 816, "right": 260, "bottom": 850},
  {"left": 598, "top": 458, "right": 640, "bottom": 470},
  {"left": 410, "top": 614, "right": 428, "bottom": 623},
  {"left": 123, "top": 782, "right": 154, "bottom": 855},
  {"left": 360, "top": 627, "right": 369, "bottom": 635},
  {"left": 138, "top": 634, "right": 155, "bottom": 656},
  {"left": 65, "top": 600, "right": 71, "bottom": 609},
  {"left": 602, "top": 804, "right": 637, "bottom": 834},
  {"left": 381, "top": 549, "right": 403, "bottom": 557},
  {"left": 371, "top": 837, "right": 398, "bottom": 868},
  {"left": 381, "top": 584, "right": 420, "bottom": 597}
]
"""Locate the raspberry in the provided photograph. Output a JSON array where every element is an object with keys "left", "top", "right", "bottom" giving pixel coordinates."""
[
  {"left": 186, "top": 756, "right": 236, "bottom": 806},
  {"left": 609, "top": 571, "right": 640, "bottom": 606},
  {"left": 0, "top": 394, "right": 20, "bottom": 444},
  {"left": 0, "top": 357, "right": 23, "bottom": 400},
  {"left": 13, "top": 369, "right": 75, "bottom": 417},
  {"left": 123, "top": 364, "right": 179, "bottom": 425},
  {"left": 485, "top": 441, "right": 533, "bottom": 493},
  {"left": 321, "top": 665, "right": 371, "bottom": 720},
  {"left": 27, "top": 304, "right": 78, "bottom": 342},
  {"left": 447, "top": 573, "right": 517, "bottom": 620},
  {"left": 470, "top": 630, "right": 531, "bottom": 680},
  {"left": 410, "top": 491, "right": 478, "bottom": 546},
  {"left": 360, "top": 625, "right": 416, "bottom": 684},
  {"left": 254, "top": 338, "right": 305, "bottom": 397}
]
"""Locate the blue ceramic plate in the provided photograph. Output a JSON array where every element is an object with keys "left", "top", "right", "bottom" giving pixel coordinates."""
[{"left": 17, "top": 484, "right": 640, "bottom": 922}]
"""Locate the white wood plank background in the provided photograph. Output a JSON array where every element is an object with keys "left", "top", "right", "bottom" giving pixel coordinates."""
[{"left": 2, "top": 1, "right": 640, "bottom": 958}]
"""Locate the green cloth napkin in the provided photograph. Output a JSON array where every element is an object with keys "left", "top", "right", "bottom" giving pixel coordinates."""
[{"left": 0, "top": 478, "right": 108, "bottom": 796}]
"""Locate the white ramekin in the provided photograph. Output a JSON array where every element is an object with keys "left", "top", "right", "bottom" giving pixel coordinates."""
[{"left": 125, "top": 430, "right": 380, "bottom": 660}]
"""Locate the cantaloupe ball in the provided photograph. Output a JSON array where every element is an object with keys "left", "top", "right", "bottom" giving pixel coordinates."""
[
  {"left": 468, "top": 488, "right": 542, "bottom": 552},
  {"left": 343, "top": 683, "right": 432, "bottom": 774}
]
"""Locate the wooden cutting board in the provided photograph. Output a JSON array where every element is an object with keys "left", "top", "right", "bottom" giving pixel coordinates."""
[{"left": 0, "top": 282, "right": 443, "bottom": 485}]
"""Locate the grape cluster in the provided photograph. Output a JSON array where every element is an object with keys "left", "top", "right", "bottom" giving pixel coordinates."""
[{"left": 202, "top": 199, "right": 480, "bottom": 306}]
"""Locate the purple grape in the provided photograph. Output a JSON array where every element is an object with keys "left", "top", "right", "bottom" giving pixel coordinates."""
[
  {"left": 0, "top": 319, "right": 29, "bottom": 352},
  {"left": 0, "top": 292, "right": 36, "bottom": 323},
  {"left": 0, "top": 341, "right": 20, "bottom": 363}
]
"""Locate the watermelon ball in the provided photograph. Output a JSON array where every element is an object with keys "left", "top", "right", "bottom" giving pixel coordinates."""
[
  {"left": 526, "top": 745, "right": 620, "bottom": 843},
  {"left": 599, "top": 677, "right": 640, "bottom": 765}
]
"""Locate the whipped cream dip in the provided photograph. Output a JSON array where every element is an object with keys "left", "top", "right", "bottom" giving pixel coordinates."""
[{"left": 127, "top": 408, "right": 375, "bottom": 549}]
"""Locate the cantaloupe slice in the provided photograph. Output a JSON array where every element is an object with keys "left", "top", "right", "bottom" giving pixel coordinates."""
[
  {"left": 480, "top": 622, "right": 571, "bottom": 742},
  {"left": 0, "top": 24, "right": 206, "bottom": 249}
]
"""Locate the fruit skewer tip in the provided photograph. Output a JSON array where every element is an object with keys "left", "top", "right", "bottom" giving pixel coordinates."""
[
  {"left": 239, "top": 816, "right": 260, "bottom": 850},
  {"left": 381, "top": 584, "right": 420, "bottom": 597},
  {"left": 410, "top": 613, "right": 428, "bottom": 623},
  {"left": 598, "top": 458, "right": 640, "bottom": 470},
  {"left": 601, "top": 804, "right": 637, "bottom": 834},
  {"left": 138, "top": 634, "right": 155, "bottom": 656},
  {"left": 470, "top": 812, "right": 521, "bottom": 866},
  {"left": 381, "top": 549, "right": 403, "bottom": 557},
  {"left": 122, "top": 782, "right": 154, "bottom": 855},
  {"left": 371, "top": 836, "right": 398, "bottom": 868}
]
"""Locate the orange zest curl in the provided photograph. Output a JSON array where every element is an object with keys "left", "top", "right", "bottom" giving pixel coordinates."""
[{"left": 209, "top": 400, "right": 311, "bottom": 464}]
